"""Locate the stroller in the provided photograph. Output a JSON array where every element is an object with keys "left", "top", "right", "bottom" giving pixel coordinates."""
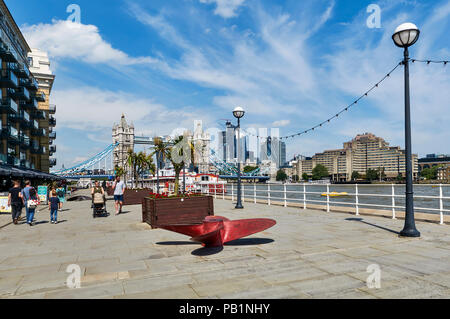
[{"left": 92, "top": 192, "right": 108, "bottom": 218}]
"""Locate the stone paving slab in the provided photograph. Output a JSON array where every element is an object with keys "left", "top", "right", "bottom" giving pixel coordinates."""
[{"left": 0, "top": 190, "right": 449, "bottom": 299}]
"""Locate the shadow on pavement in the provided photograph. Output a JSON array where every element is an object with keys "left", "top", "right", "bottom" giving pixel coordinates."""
[
  {"left": 191, "top": 246, "right": 224, "bottom": 256},
  {"left": 345, "top": 217, "right": 400, "bottom": 235},
  {"left": 156, "top": 241, "right": 198, "bottom": 246},
  {"left": 225, "top": 238, "right": 275, "bottom": 246}
]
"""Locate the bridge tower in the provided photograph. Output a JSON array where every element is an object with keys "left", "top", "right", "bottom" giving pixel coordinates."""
[{"left": 112, "top": 114, "right": 134, "bottom": 179}]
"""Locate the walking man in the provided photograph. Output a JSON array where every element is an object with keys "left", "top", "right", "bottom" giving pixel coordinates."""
[
  {"left": 113, "top": 176, "right": 125, "bottom": 215},
  {"left": 22, "top": 181, "right": 38, "bottom": 226},
  {"left": 8, "top": 180, "right": 23, "bottom": 225}
]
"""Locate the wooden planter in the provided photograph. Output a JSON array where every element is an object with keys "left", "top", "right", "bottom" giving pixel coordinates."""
[
  {"left": 142, "top": 196, "right": 214, "bottom": 229},
  {"left": 123, "top": 189, "right": 153, "bottom": 206}
]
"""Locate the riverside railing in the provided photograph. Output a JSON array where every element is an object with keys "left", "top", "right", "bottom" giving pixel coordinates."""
[{"left": 201, "top": 183, "right": 450, "bottom": 225}]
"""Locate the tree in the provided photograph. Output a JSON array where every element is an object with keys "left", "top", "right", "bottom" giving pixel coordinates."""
[
  {"left": 151, "top": 137, "right": 172, "bottom": 193},
  {"left": 114, "top": 166, "right": 125, "bottom": 178},
  {"left": 127, "top": 149, "right": 138, "bottom": 188},
  {"left": 420, "top": 165, "right": 440, "bottom": 180},
  {"left": 312, "top": 164, "right": 329, "bottom": 180},
  {"left": 396, "top": 173, "right": 404, "bottom": 182},
  {"left": 351, "top": 171, "right": 360, "bottom": 181},
  {"left": 292, "top": 175, "right": 299, "bottom": 182},
  {"left": 168, "top": 135, "right": 195, "bottom": 197},
  {"left": 302, "top": 173, "right": 309, "bottom": 181},
  {"left": 276, "top": 169, "right": 288, "bottom": 182},
  {"left": 366, "top": 169, "right": 378, "bottom": 181}
]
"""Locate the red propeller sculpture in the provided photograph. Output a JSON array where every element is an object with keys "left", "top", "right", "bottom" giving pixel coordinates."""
[{"left": 159, "top": 216, "right": 276, "bottom": 247}]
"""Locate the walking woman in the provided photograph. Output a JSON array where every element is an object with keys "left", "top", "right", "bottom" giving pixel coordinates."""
[{"left": 22, "top": 181, "right": 39, "bottom": 226}]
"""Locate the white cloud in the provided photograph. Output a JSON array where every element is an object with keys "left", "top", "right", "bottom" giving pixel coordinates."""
[
  {"left": 272, "top": 120, "right": 291, "bottom": 127},
  {"left": 199, "top": 0, "right": 246, "bottom": 18},
  {"left": 21, "top": 20, "right": 156, "bottom": 65}
]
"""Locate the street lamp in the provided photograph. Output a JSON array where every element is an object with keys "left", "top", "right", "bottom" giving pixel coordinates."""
[
  {"left": 233, "top": 106, "right": 245, "bottom": 209},
  {"left": 392, "top": 22, "right": 420, "bottom": 237}
]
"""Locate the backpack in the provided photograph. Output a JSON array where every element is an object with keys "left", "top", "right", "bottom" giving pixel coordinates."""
[
  {"left": 57, "top": 190, "right": 64, "bottom": 198},
  {"left": 27, "top": 187, "right": 39, "bottom": 209}
]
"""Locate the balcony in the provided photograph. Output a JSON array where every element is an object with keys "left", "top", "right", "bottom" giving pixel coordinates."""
[
  {"left": 0, "top": 70, "right": 19, "bottom": 88},
  {"left": 7, "top": 112, "right": 20, "bottom": 123},
  {"left": 16, "top": 62, "right": 31, "bottom": 78},
  {"left": 19, "top": 98, "right": 38, "bottom": 111},
  {"left": 7, "top": 156, "right": 20, "bottom": 167},
  {"left": 19, "top": 77, "right": 39, "bottom": 91},
  {"left": 0, "top": 42, "right": 18, "bottom": 63},
  {"left": 49, "top": 131, "right": 56, "bottom": 139},
  {"left": 0, "top": 98, "right": 18, "bottom": 113},
  {"left": 10, "top": 86, "right": 30, "bottom": 101},
  {"left": 19, "top": 134, "right": 30, "bottom": 149},
  {"left": 49, "top": 145, "right": 56, "bottom": 155},
  {"left": 50, "top": 158, "right": 57, "bottom": 167},
  {"left": 49, "top": 116, "right": 56, "bottom": 126},
  {"left": 32, "top": 110, "right": 46, "bottom": 120},
  {"left": 2, "top": 126, "right": 20, "bottom": 144},
  {"left": 31, "top": 127, "right": 45, "bottom": 137},
  {"left": 33, "top": 91, "right": 46, "bottom": 102},
  {"left": 18, "top": 109, "right": 31, "bottom": 123},
  {"left": 49, "top": 104, "right": 56, "bottom": 114}
]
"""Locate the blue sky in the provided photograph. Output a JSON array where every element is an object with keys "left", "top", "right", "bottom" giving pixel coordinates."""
[{"left": 6, "top": 0, "right": 450, "bottom": 169}]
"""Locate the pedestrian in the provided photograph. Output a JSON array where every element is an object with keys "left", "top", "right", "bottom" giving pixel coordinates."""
[
  {"left": 48, "top": 189, "right": 61, "bottom": 224},
  {"left": 112, "top": 176, "right": 125, "bottom": 215},
  {"left": 8, "top": 180, "right": 23, "bottom": 225},
  {"left": 102, "top": 180, "right": 107, "bottom": 193},
  {"left": 22, "top": 181, "right": 39, "bottom": 226}
]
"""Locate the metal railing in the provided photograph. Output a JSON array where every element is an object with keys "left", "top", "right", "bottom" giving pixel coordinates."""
[{"left": 201, "top": 183, "right": 450, "bottom": 225}]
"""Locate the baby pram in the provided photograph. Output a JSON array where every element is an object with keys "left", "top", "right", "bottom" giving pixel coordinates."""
[{"left": 92, "top": 192, "right": 108, "bottom": 218}]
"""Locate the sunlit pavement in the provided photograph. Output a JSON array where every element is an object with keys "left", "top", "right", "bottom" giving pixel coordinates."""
[{"left": 0, "top": 189, "right": 449, "bottom": 299}]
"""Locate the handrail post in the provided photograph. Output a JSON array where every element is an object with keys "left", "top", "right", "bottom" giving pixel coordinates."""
[
  {"left": 303, "top": 184, "right": 306, "bottom": 209},
  {"left": 326, "top": 184, "right": 330, "bottom": 212},
  {"left": 222, "top": 183, "right": 225, "bottom": 200},
  {"left": 355, "top": 184, "right": 359, "bottom": 216},
  {"left": 254, "top": 183, "right": 256, "bottom": 204},
  {"left": 392, "top": 184, "right": 396, "bottom": 219},
  {"left": 232, "top": 183, "right": 234, "bottom": 203},
  {"left": 268, "top": 183, "right": 271, "bottom": 206},
  {"left": 440, "top": 184, "right": 444, "bottom": 225},
  {"left": 214, "top": 183, "right": 217, "bottom": 199},
  {"left": 284, "top": 184, "right": 287, "bottom": 207}
]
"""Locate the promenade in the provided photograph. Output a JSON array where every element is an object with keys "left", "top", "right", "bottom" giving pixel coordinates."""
[{"left": 0, "top": 191, "right": 449, "bottom": 299}]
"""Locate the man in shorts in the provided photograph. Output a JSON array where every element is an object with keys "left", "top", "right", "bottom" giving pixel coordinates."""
[{"left": 113, "top": 176, "right": 125, "bottom": 215}]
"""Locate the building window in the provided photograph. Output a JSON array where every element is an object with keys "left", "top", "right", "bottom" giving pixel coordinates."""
[{"left": 28, "top": 57, "right": 33, "bottom": 67}]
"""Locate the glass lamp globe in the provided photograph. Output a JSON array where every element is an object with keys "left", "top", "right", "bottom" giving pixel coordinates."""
[
  {"left": 392, "top": 23, "right": 420, "bottom": 48},
  {"left": 233, "top": 106, "right": 245, "bottom": 119}
]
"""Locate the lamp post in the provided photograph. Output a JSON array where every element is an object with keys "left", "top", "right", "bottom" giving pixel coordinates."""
[
  {"left": 392, "top": 22, "right": 420, "bottom": 237},
  {"left": 233, "top": 106, "right": 245, "bottom": 209}
]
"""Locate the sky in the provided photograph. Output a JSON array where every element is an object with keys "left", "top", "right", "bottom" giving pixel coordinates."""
[{"left": 6, "top": 0, "right": 450, "bottom": 169}]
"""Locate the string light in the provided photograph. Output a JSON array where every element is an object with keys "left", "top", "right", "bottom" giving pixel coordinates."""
[{"left": 246, "top": 57, "right": 448, "bottom": 142}]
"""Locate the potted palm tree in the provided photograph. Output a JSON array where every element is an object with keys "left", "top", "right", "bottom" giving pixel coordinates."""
[
  {"left": 142, "top": 134, "right": 214, "bottom": 228},
  {"left": 122, "top": 150, "right": 156, "bottom": 205}
]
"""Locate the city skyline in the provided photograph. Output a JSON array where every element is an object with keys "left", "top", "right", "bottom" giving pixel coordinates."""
[{"left": 5, "top": 0, "right": 450, "bottom": 169}]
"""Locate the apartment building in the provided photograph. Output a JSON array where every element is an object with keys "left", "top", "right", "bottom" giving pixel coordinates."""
[
  {"left": 0, "top": 0, "right": 59, "bottom": 182},
  {"left": 293, "top": 133, "right": 418, "bottom": 181},
  {"left": 28, "top": 49, "right": 56, "bottom": 172}
]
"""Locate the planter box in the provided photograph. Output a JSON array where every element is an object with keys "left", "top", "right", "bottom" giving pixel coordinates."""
[
  {"left": 123, "top": 189, "right": 152, "bottom": 206},
  {"left": 142, "top": 196, "right": 214, "bottom": 229}
]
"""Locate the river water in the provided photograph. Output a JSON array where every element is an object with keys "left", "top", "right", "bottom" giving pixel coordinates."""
[{"left": 223, "top": 183, "right": 450, "bottom": 215}]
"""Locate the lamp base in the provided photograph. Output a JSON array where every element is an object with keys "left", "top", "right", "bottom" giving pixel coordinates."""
[{"left": 399, "top": 228, "right": 421, "bottom": 238}]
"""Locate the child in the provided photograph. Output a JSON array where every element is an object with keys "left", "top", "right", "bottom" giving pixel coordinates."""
[{"left": 49, "top": 190, "right": 61, "bottom": 224}]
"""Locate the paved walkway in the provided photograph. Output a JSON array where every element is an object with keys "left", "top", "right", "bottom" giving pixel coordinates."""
[{"left": 0, "top": 190, "right": 449, "bottom": 299}]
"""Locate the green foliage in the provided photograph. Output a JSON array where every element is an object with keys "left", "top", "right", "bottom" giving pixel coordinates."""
[
  {"left": 276, "top": 169, "right": 288, "bottom": 182},
  {"left": 365, "top": 169, "right": 378, "bottom": 181},
  {"left": 302, "top": 173, "right": 309, "bottom": 181},
  {"left": 396, "top": 173, "right": 404, "bottom": 181},
  {"left": 420, "top": 165, "right": 440, "bottom": 180},
  {"left": 351, "top": 171, "right": 360, "bottom": 181},
  {"left": 312, "top": 164, "right": 329, "bottom": 180}
]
